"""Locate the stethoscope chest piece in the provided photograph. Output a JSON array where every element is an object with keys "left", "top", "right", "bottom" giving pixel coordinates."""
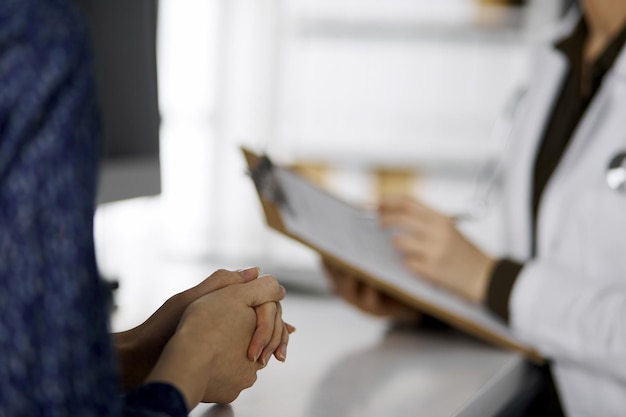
[{"left": 607, "top": 152, "right": 626, "bottom": 192}]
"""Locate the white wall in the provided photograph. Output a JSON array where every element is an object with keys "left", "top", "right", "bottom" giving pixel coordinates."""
[{"left": 95, "top": 0, "right": 562, "bottom": 285}]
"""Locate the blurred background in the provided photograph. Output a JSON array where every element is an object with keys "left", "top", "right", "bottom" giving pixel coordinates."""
[{"left": 86, "top": 0, "right": 572, "bottom": 330}]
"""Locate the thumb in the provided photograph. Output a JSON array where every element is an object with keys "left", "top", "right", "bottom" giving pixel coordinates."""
[{"left": 237, "top": 274, "right": 286, "bottom": 307}]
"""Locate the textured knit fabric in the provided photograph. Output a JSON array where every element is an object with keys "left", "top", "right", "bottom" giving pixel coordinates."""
[{"left": 0, "top": 1, "right": 186, "bottom": 416}]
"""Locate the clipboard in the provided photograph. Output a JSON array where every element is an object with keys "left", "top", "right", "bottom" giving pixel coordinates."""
[{"left": 243, "top": 146, "right": 542, "bottom": 363}]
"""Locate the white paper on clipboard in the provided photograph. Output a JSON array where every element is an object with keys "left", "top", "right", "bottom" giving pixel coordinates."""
[{"left": 271, "top": 165, "right": 536, "bottom": 359}]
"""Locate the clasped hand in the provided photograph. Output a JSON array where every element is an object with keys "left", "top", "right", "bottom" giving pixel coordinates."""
[{"left": 115, "top": 267, "right": 294, "bottom": 409}]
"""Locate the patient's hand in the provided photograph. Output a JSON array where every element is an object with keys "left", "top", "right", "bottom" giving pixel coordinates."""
[
  {"left": 115, "top": 268, "right": 294, "bottom": 391},
  {"left": 146, "top": 274, "right": 288, "bottom": 407}
]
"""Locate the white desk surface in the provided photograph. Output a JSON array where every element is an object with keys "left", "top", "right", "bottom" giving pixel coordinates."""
[
  {"left": 188, "top": 293, "right": 534, "bottom": 417},
  {"left": 105, "top": 253, "right": 534, "bottom": 417},
  {"left": 99, "top": 199, "right": 535, "bottom": 417}
]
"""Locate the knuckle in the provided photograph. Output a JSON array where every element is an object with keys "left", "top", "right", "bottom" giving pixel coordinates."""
[
  {"left": 441, "top": 229, "right": 453, "bottom": 246},
  {"left": 258, "top": 302, "right": 277, "bottom": 319},
  {"left": 257, "top": 274, "right": 280, "bottom": 291},
  {"left": 212, "top": 268, "right": 232, "bottom": 281}
]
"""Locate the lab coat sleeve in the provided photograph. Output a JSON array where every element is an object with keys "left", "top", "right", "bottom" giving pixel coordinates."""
[
  {"left": 486, "top": 259, "right": 524, "bottom": 322},
  {"left": 510, "top": 260, "right": 626, "bottom": 382}
]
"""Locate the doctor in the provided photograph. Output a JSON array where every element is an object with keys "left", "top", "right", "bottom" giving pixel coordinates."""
[{"left": 323, "top": 1, "right": 626, "bottom": 416}]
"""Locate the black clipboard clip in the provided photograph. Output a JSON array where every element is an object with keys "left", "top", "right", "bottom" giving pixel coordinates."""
[{"left": 248, "top": 154, "right": 293, "bottom": 215}]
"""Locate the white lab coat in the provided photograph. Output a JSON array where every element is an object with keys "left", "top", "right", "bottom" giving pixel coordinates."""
[{"left": 501, "top": 15, "right": 626, "bottom": 417}]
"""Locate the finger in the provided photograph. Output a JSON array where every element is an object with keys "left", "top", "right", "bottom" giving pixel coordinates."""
[
  {"left": 382, "top": 295, "right": 423, "bottom": 323},
  {"left": 248, "top": 302, "right": 277, "bottom": 362},
  {"left": 237, "top": 266, "right": 262, "bottom": 282},
  {"left": 321, "top": 258, "right": 335, "bottom": 275},
  {"left": 332, "top": 273, "right": 361, "bottom": 306},
  {"left": 259, "top": 303, "right": 284, "bottom": 366},
  {"left": 360, "top": 284, "right": 384, "bottom": 315},
  {"left": 239, "top": 274, "right": 286, "bottom": 307},
  {"left": 380, "top": 197, "right": 438, "bottom": 223},
  {"left": 379, "top": 212, "right": 427, "bottom": 237},
  {"left": 405, "top": 257, "right": 431, "bottom": 281},
  {"left": 321, "top": 257, "right": 345, "bottom": 278},
  {"left": 324, "top": 261, "right": 370, "bottom": 308},
  {"left": 274, "top": 322, "right": 289, "bottom": 362},
  {"left": 322, "top": 264, "right": 345, "bottom": 289},
  {"left": 187, "top": 267, "right": 261, "bottom": 300},
  {"left": 393, "top": 234, "right": 430, "bottom": 257},
  {"left": 380, "top": 196, "right": 435, "bottom": 224}
]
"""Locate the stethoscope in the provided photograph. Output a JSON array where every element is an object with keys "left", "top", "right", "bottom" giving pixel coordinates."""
[
  {"left": 607, "top": 152, "right": 626, "bottom": 192},
  {"left": 454, "top": 87, "right": 526, "bottom": 222}
]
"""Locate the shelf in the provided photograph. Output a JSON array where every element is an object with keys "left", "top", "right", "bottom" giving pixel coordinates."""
[{"left": 284, "top": 0, "right": 529, "bottom": 43}]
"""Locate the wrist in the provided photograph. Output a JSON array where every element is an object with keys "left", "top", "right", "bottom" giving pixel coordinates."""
[
  {"left": 469, "top": 255, "right": 496, "bottom": 304},
  {"left": 146, "top": 325, "right": 217, "bottom": 410},
  {"left": 115, "top": 331, "right": 145, "bottom": 391},
  {"left": 115, "top": 328, "right": 163, "bottom": 392}
]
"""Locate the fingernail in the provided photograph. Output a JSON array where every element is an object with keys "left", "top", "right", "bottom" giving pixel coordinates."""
[
  {"left": 276, "top": 344, "right": 287, "bottom": 362},
  {"left": 279, "top": 285, "right": 287, "bottom": 297},
  {"left": 238, "top": 267, "right": 260, "bottom": 280},
  {"left": 263, "top": 351, "right": 272, "bottom": 367},
  {"left": 253, "top": 347, "right": 263, "bottom": 363}
]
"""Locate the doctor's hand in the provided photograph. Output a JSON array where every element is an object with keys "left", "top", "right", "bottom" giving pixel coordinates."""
[
  {"left": 115, "top": 268, "right": 295, "bottom": 392},
  {"left": 379, "top": 196, "right": 495, "bottom": 304},
  {"left": 322, "top": 257, "right": 422, "bottom": 323},
  {"left": 145, "top": 274, "right": 289, "bottom": 408}
]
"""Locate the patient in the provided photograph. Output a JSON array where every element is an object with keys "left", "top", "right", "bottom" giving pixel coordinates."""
[{"left": 0, "top": 1, "right": 293, "bottom": 416}]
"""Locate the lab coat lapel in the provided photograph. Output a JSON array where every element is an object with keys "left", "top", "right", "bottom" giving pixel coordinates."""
[
  {"left": 552, "top": 44, "right": 626, "bottom": 172},
  {"left": 506, "top": 46, "right": 567, "bottom": 259},
  {"left": 536, "top": 44, "right": 626, "bottom": 254}
]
